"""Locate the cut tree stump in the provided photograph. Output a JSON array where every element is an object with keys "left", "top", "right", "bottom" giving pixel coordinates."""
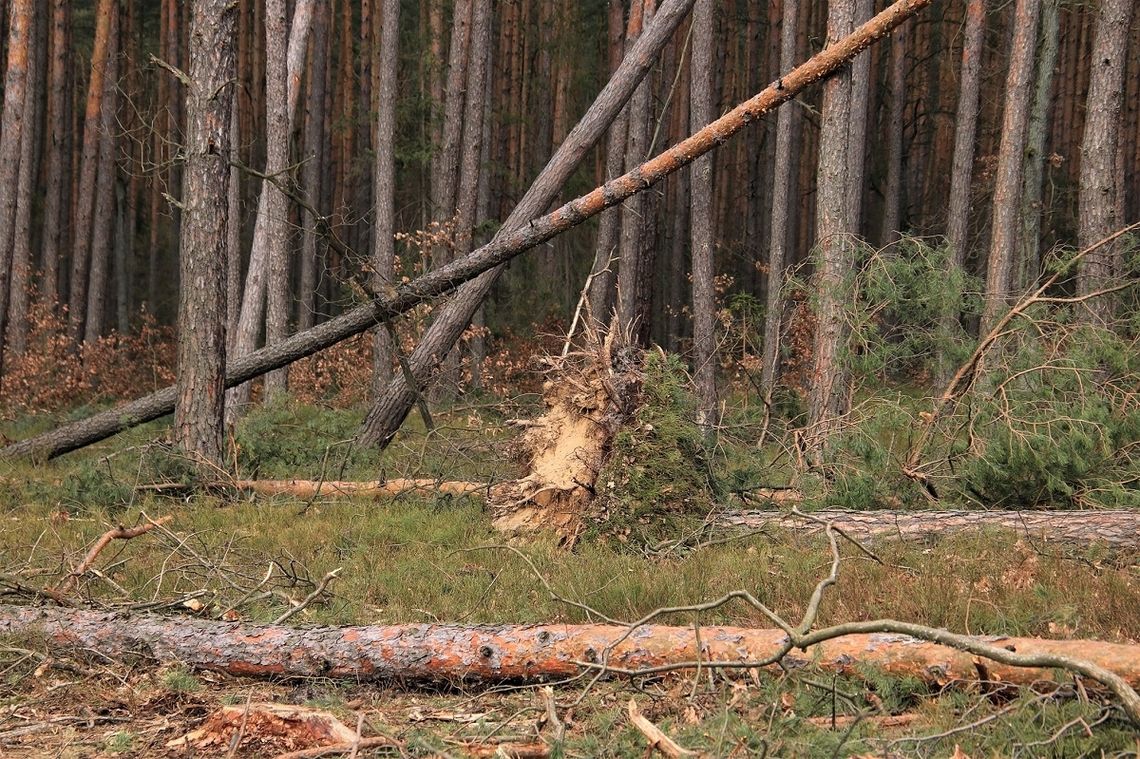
[
  {"left": 725, "top": 508, "right": 1140, "bottom": 551},
  {"left": 3, "top": 604, "right": 1138, "bottom": 691}
]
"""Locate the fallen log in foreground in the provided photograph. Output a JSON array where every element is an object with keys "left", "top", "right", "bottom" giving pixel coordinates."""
[
  {"left": 725, "top": 508, "right": 1140, "bottom": 551},
  {"left": 3, "top": 604, "right": 1139, "bottom": 694}
]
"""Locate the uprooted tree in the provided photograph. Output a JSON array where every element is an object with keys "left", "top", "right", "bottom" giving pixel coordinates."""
[{"left": 1, "top": 0, "right": 933, "bottom": 463}]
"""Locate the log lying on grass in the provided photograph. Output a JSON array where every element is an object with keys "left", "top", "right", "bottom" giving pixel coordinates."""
[
  {"left": 3, "top": 604, "right": 1139, "bottom": 694},
  {"left": 231, "top": 478, "right": 485, "bottom": 499},
  {"left": 725, "top": 508, "right": 1140, "bottom": 551}
]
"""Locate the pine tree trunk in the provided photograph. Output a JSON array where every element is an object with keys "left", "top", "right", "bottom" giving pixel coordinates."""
[
  {"left": 297, "top": 1, "right": 329, "bottom": 335},
  {"left": 617, "top": 0, "right": 654, "bottom": 341},
  {"left": 1018, "top": 0, "right": 1059, "bottom": 290},
  {"left": 690, "top": 0, "right": 717, "bottom": 428},
  {"left": 807, "top": 0, "right": 857, "bottom": 456},
  {"left": 4, "top": 0, "right": 42, "bottom": 358},
  {"left": 981, "top": 0, "right": 1041, "bottom": 331},
  {"left": 847, "top": 0, "right": 872, "bottom": 232},
  {"left": 262, "top": 0, "right": 292, "bottom": 397},
  {"left": 66, "top": 0, "right": 116, "bottom": 345},
  {"left": 38, "top": 0, "right": 70, "bottom": 308},
  {"left": 226, "top": 88, "right": 242, "bottom": 335},
  {"left": 229, "top": 0, "right": 314, "bottom": 411},
  {"left": 880, "top": 20, "right": 907, "bottom": 244},
  {"left": 370, "top": 0, "right": 400, "bottom": 392},
  {"left": 1076, "top": 0, "right": 1132, "bottom": 323},
  {"left": 759, "top": 0, "right": 802, "bottom": 401},
  {"left": 0, "top": 0, "right": 33, "bottom": 381},
  {"left": 585, "top": 0, "right": 629, "bottom": 329},
  {"left": 939, "top": 0, "right": 985, "bottom": 384},
  {"left": 174, "top": 0, "right": 237, "bottom": 464},
  {"left": 84, "top": 17, "right": 120, "bottom": 344}
]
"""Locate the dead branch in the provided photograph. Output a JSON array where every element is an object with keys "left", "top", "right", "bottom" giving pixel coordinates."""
[
  {"left": 627, "top": 699, "right": 698, "bottom": 758},
  {"left": 53, "top": 516, "right": 173, "bottom": 594}
]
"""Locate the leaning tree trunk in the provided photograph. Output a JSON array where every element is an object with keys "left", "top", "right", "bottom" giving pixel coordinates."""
[
  {"left": 355, "top": 0, "right": 698, "bottom": 448},
  {"left": 0, "top": 0, "right": 34, "bottom": 382},
  {"left": 1076, "top": 0, "right": 1133, "bottom": 324},
  {"left": 759, "top": 0, "right": 802, "bottom": 401},
  {"left": 0, "top": 0, "right": 935, "bottom": 462},
  {"left": 174, "top": 0, "right": 237, "bottom": 465},
  {"left": 3, "top": 605, "right": 1139, "bottom": 704},
  {"left": 981, "top": 0, "right": 1041, "bottom": 331},
  {"left": 807, "top": 0, "right": 857, "bottom": 457},
  {"left": 689, "top": 0, "right": 717, "bottom": 429}
]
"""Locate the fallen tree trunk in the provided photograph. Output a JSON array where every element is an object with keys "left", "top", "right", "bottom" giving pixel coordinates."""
[
  {"left": 725, "top": 508, "right": 1140, "bottom": 551},
  {"left": 1, "top": 0, "right": 931, "bottom": 462},
  {"left": 231, "top": 478, "right": 485, "bottom": 498},
  {"left": 206, "top": 480, "right": 1140, "bottom": 550},
  {"left": 3, "top": 604, "right": 1138, "bottom": 696}
]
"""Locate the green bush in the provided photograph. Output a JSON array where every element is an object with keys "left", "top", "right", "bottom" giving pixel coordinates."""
[{"left": 233, "top": 398, "right": 379, "bottom": 479}]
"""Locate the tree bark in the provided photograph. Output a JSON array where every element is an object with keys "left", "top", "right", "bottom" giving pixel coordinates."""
[
  {"left": 39, "top": 0, "right": 71, "bottom": 309},
  {"left": 945, "top": 0, "right": 985, "bottom": 264},
  {"left": 981, "top": 0, "right": 1041, "bottom": 331},
  {"left": 807, "top": 0, "right": 857, "bottom": 456},
  {"left": 4, "top": 0, "right": 42, "bottom": 358},
  {"left": 1076, "top": 0, "right": 1132, "bottom": 323},
  {"left": 83, "top": 17, "right": 120, "bottom": 344},
  {"left": 0, "top": 0, "right": 34, "bottom": 381},
  {"left": 228, "top": 0, "right": 315, "bottom": 410},
  {"left": 370, "top": 0, "right": 399, "bottom": 392},
  {"left": 880, "top": 20, "right": 907, "bottom": 244},
  {"left": 0, "top": 0, "right": 933, "bottom": 462},
  {"left": 585, "top": 0, "right": 629, "bottom": 329},
  {"left": 67, "top": 0, "right": 117, "bottom": 345},
  {"left": 759, "top": 0, "right": 802, "bottom": 401},
  {"left": 689, "top": 0, "right": 716, "bottom": 428},
  {"left": 262, "top": 0, "right": 294, "bottom": 397},
  {"left": 617, "top": 0, "right": 655, "bottom": 342},
  {"left": 724, "top": 508, "right": 1140, "bottom": 550},
  {"left": 174, "top": 0, "right": 237, "bottom": 464},
  {"left": 1018, "top": 0, "right": 1059, "bottom": 290},
  {"left": 3, "top": 604, "right": 1138, "bottom": 694},
  {"left": 356, "top": 0, "right": 696, "bottom": 448},
  {"left": 847, "top": 0, "right": 873, "bottom": 232}
]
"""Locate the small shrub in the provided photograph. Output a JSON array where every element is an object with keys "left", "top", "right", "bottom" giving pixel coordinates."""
[{"left": 233, "top": 398, "right": 379, "bottom": 479}]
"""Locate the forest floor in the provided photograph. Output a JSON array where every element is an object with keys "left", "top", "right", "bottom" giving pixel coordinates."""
[{"left": 1, "top": 399, "right": 1139, "bottom": 757}]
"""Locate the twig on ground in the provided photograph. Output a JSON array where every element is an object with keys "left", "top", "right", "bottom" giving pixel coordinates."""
[
  {"left": 54, "top": 516, "right": 173, "bottom": 594},
  {"left": 273, "top": 568, "right": 341, "bottom": 624},
  {"left": 627, "top": 698, "right": 698, "bottom": 757}
]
